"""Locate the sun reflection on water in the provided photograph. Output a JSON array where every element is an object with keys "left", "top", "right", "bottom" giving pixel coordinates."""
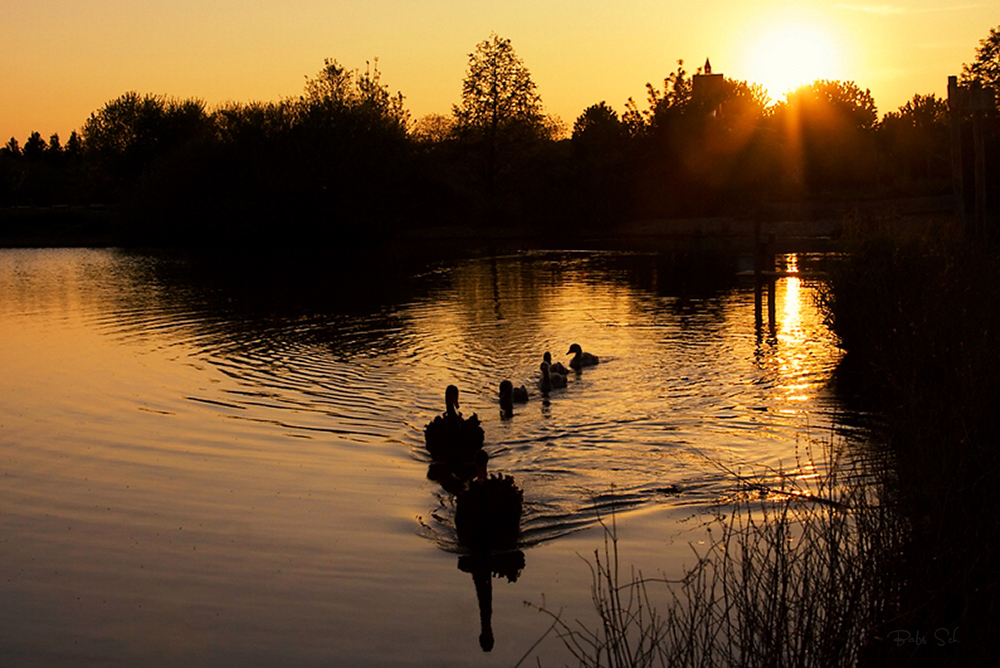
[{"left": 770, "top": 254, "right": 825, "bottom": 406}]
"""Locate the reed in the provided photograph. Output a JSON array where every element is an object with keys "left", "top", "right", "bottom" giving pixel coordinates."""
[{"left": 527, "top": 435, "right": 903, "bottom": 668}]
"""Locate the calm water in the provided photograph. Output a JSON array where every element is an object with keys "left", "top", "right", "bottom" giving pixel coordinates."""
[{"left": 0, "top": 247, "right": 849, "bottom": 667}]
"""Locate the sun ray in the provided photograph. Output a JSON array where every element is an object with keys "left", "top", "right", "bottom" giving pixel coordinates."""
[{"left": 743, "top": 18, "right": 843, "bottom": 103}]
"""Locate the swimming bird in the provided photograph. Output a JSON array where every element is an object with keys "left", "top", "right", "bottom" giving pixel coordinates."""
[
  {"left": 498, "top": 380, "right": 529, "bottom": 414},
  {"left": 538, "top": 361, "right": 567, "bottom": 393},
  {"left": 455, "top": 450, "right": 523, "bottom": 551},
  {"left": 424, "top": 385, "right": 485, "bottom": 463},
  {"left": 567, "top": 343, "right": 599, "bottom": 370},
  {"left": 543, "top": 352, "right": 569, "bottom": 376}
]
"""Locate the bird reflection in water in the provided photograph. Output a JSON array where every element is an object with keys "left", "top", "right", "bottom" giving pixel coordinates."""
[
  {"left": 455, "top": 450, "right": 525, "bottom": 652},
  {"left": 458, "top": 549, "right": 526, "bottom": 652},
  {"left": 425, "top": 443, "right": 526, "bottom": 652}
]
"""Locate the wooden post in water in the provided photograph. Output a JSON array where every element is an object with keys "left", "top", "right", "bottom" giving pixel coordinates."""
[
  {"left": 767, "top": 233, "right": 777, "bottom": 334},
  {"left": 754, "top": 220, "right": 764, "bottom": 331},
  {"left": 753, "top": 222, "right": 777, "bottom": 336}
]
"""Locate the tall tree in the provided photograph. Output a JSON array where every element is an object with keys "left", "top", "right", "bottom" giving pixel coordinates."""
[
  {"left": 3, "top": 138, "right": 21, "bottom": 157},
  {"left": 452, "top": 33, "right": 546, "bottom": 190},
  {"left": 301, "top": 58, "right": 409, "bottom": 133},
  {"left": 572, "top": 102, "right": 624, "bottom": 143},
  {"left": 293, "top": 58, "right": 412, "bottom": 232},
  {"left": 23, "top": 132, "right": 48, "bottom": 161},
  {"left": 879, "top": 93, "right": 950, "bottom": 183},
  {"left": 622, "top": 60, "right": 696, "bottom": 135},
  {"left": 411, "top": 113, "right": 454, "bottom": 144},
  {"left": 770, "top": 80, "right": 879, "bottom": 189},
  {"left": 65, "top": 131, "right": 83, "bottom": 157},
  {"left": 569, "top": 102, "right": 632, "bottom": 224},
  {"left": 962, "top": 24, "right": 1000, "bottom": 93},
  {"left": 83, "top": 92, "right": 209, "bottom": 195}
]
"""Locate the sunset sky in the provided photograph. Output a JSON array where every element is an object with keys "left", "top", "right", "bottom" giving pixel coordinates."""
[{"left": 2, "top": 1, "right": 996, "bottom": 143}]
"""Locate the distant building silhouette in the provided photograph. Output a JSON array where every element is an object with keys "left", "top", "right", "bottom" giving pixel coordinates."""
[{"left": 693, "top": 58, "right": 725, "bottom": 117}]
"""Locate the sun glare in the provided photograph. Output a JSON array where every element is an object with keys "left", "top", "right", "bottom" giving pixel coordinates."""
[{"left": 745, "top": 20, "right": 841, "bottom": 103}]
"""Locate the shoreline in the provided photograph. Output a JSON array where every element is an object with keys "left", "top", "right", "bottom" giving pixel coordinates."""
[{"left": 1, "top": 194, "right": 954, "bottom": 252}]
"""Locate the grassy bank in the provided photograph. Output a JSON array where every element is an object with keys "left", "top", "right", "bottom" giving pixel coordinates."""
[{"left": 821, "top": 215, "right": 1000, "bottom": 665}]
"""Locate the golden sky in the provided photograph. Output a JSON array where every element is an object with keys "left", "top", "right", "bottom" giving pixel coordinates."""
[{"left": 1, "top": 1, "right": 995, "bottom": 142}]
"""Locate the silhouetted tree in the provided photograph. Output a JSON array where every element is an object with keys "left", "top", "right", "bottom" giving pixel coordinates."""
[
  {"left": 962, "top": 24, "right": 1000, "bottom": 95},
  {"left": 23, "top": 132, "right": 48, "bottom": 161},
  {"left": 623, "top": 60, "right": 694, "bottom": 136},
  {"left": 565, "top": 102, "right": 633, "bottom": 224},
  {"left": 288, "top": 58, "right": 413, "bottom": 237},
  {"left": 770, "top": 80, "right": 878, "bottom": 191},
  {"left": 572, "top": 102, "right": 623, "bottom": 142},
  {"left": 621, "top": 60, "right": 774, "bottom": 215},
  {"left": 11, "top": 131, "right": 63, "bottom": 205},
  {"left": 689, "top": 77, "right": 774, "bottom": 203},
  {"left": 302, "top": 58, "right": 409, "bottom": 132},
  {"left": 0, "top": 139, "right": 24, "bottom": 206},
  {"left": 878, "top": 93, "right": 950, "bottom": 187},
  {"left": 83, "top": 92, "right": 210, "bottom": 201},
  {"left": 3, "top": 138, "right": 21, "bottom": 157},
  {"left": 412, "top": 113, "right": 454, "bottom": 145},
  {"left": 452, "top": 33, "right": 547, "bottom": 194},
  {"left": 66, "top": 131, "right": 83, "bottom": 156},
  {"left": 192, "top": 99, "right": 298, "bottom": 232}
]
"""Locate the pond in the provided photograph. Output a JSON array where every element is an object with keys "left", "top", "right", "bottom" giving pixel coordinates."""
[{"left": 0, "top": 246, "right": 850, "bottom": 667}]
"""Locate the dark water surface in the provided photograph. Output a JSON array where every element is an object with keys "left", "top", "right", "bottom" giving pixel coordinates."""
[{"left": 1, "top": 247, "right": 850, "bottom": 666}]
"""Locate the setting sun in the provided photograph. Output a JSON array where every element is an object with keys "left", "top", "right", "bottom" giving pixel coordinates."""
[{"left": 744, "top": 19, "right": 843, "bottom": 103}]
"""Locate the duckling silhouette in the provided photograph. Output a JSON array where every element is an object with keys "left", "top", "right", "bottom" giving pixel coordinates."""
[
  {"left": 542, "top": 352, "right": 569, "bottom": 376},
  {"left": 498, "top": 380, "right": 529, "bottom": 416},
  {"left": 538, "top": 361, "right": 567, "bottom": 394},
  {"left": 567, "top": 343, "right": 599, "bottom": 370},
  {"left": 424, "top": 385, "right": 485, "bottom": 463},
  {"left": 455, "top": 450, "right": 523, "bottom": 552}
]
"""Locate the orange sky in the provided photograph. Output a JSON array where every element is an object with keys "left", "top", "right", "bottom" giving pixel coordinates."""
[{"left": 1, "top": 1, "right": 996, "bottom": 142}]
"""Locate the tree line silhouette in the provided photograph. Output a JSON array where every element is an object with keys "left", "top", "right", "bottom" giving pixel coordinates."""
[{"left": 2, "top": 29, "right": 997, "bottom": 245}]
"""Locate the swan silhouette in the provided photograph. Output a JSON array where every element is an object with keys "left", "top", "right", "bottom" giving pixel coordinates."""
[
  {"left": 538, "top": 361, "right": 567, "bottom": 393},
  {"left": 543, "top": 352, "right": 569, "bottom": 376},
  {"left": 455, "top": 450, "right": 523, "bottom": 552},
  {"left": 498, "top": 380, "right": 529, "bottom": 414},
  {"left": 424, "top": 385, "right": 485, "bottom": 463},
  {"left": 567, "top": 343, "right": 599, "bottom": 370}
]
